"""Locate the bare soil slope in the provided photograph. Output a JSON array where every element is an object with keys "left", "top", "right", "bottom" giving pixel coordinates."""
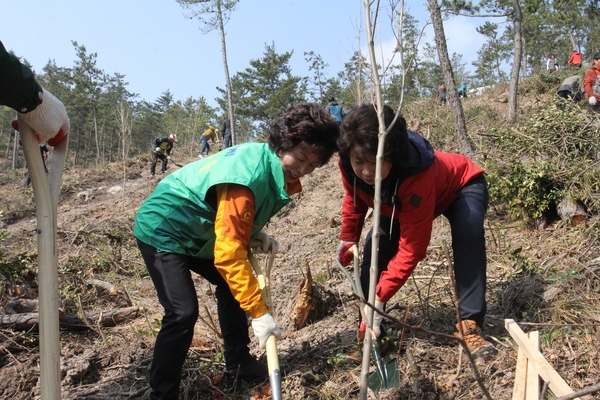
[{"left": 0, "top": 141, "right": 598, "bottom": 399}]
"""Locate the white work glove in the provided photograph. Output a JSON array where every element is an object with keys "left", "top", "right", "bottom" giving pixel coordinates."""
[
  {"left": 17, "top": 88, "right": 69, "bottom": 146},
  {"left": 251, "top": 312, "right": 282, "bottom": 349},
  {"left": 589, "top": 96, "right": 597, "bottom": 106},
  {"left": 364, "top": 300, "right": 385, "bottom": 338},
  {"left": 166, "top": 156, "right": 171, "bottom": 160},
  {"left": 155, "top": 147, "right": 161, "bottom": 152},
  {"left": 254, "top": 229, "right": 279, "bottom": 254},
  {"left": 336, "top": 241, "right": 357, "bottom": 266}
]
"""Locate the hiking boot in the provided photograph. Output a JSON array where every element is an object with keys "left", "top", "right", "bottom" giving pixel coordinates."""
[
  {"left": 226, "top": 358, "right": 268, "bottom": 382},
  {"left": 454, "top": 320, "right": 496, "bottom": 358}
]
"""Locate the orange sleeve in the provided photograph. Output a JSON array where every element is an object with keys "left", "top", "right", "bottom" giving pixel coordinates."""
[{"left": 213, "top": 184, "right": 268, "bottom": 318}]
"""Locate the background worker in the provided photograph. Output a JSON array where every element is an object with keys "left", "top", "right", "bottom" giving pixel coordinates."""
[
  {"left": 583, "top": 52, "right": 600, "bottom": 113},
  {"left": 457, "top": 84, "right": 468, "bottom": 98},
  {"left": 557, "top": 75, "right": 582, "bottom": 103},
  {"left": 325, "top": 96, "right": 344, "bottom": 124},
  {"left": 568, "top": 49, "right": 582, "bottom": 69},
  {"left": 150, "top": 134, "right": 177, "bottom": 176},
  {"left": 200, "top": 125, "right": 219, "bottom": 157},
  {"left": 547, "top": 54, "right": 559, "bottom": 72},
  {"left": 221, "top": 117, "right": 232, "bottom": 148},
  {"left": 437, "top": 84, "right": 447, "bottom": 105},
  {"left": 23, "top": 143, "right": 49, "bottom": 187},
  {"left": 134, "top": 103, "right": 339, "bottom": 400}
]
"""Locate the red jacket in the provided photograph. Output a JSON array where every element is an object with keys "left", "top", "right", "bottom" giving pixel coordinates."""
[
  {"left": 339, "top": 132, "right": 484, "bottom": 302},
  {"left": 568, "top": 51, "right": 582, "bottom": 65},
  {"left": 583, "top": 67, "right": 600, "bottom": 100}
]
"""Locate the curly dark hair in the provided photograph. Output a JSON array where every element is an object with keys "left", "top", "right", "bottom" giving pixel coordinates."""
[
  {"left": 338, "top": 104, "right": 408, "bottom": 162},
  {"left": 268, "top": 103, "right": 339, "bottom": 165}
]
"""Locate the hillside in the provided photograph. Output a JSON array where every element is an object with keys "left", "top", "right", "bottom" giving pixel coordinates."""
[{"left": 0, "top": 88, "right": 599, "bottom": 399}]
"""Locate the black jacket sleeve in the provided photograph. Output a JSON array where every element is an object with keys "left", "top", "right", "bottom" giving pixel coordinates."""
[{"left": 0, "top": 41, "right": 43, "bottom": 113}]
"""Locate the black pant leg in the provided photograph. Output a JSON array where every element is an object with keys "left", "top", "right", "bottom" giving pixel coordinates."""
[
  {"left": 359, "top": 216, "right": 400, "bottom": 321},
  {"left": 150, "top": 153, "right": 159, "bottom": 174},
  {"left": 191, "top": 262, "right": 253, "bottom": 370},
  {"left": 137, "top": 240, "right": 199, "bottom": 400},
  {"left": 443, "top": 176, "right": 489, "bottom": 327}
]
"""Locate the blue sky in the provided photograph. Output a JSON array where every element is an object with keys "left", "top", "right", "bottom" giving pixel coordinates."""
[{"left": 1, "top": 0, "right": 489, "bottom": 108}]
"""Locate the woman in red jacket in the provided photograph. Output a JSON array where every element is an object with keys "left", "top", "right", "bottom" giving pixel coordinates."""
[
  {"left": 583, "top": 52, "right": 600, "bottom": 113},
  {"left": 336, "top": 104, "right": 494, "bottom": 357},
  {"left": 568, "top": 49, "right": 582, "bottom": 69}
]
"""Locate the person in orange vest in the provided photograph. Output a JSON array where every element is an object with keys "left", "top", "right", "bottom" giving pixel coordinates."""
[{"left": 568, "top": 49, "right": 582, "bottom": 69}]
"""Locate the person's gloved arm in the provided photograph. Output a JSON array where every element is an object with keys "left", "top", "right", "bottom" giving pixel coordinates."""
[
  {"left": 364, "top": 300, "right": 385, "bottom": 338},
  {"left": 0, "top": 41, "right": 42, "bottom": 113},
  {"left": 251, "top": 312, "right": 282, "bottom": 348},
  {"left": 17, "top": 88, "right": 69, "bottom": 146},
  {"left": 337, "top": 241, "right": 357, "bottom": 266},
  {"left": 254, "top": 229, "right": 279, "bottom": 253},
  {"left": 589, "top": 96, "right": 597, "bottom": 106}
]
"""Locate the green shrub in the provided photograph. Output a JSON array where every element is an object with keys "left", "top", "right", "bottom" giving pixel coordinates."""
[{"left": 483, "top": 101, "right": 600, "bottom": 220}]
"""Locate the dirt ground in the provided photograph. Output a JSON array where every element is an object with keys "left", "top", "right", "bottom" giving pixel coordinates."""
[{"left": 0, "top": 147, "right": 598, "bottom": 400}]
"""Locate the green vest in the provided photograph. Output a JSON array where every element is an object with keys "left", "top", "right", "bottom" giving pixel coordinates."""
[{"left": 134, "top": 143, "right": 292, "bottom": 257}]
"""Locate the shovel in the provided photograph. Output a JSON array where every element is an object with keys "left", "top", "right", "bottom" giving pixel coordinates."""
[
  {"left": 335, "top": 245, "right": 399, "bottom": 392},
  {"left": 18, "top": 117, "right": 68, "bottom": 399},
  {"left": 167, "top": 156, "right": 184, "bottom": 168},
  {"left": 248, "top": 245, "right": 281, "bottom": 400}
]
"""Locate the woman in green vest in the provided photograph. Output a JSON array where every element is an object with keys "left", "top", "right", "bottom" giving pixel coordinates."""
[{"left": 134, "top": 103, "right": 339, "bottom": 400}]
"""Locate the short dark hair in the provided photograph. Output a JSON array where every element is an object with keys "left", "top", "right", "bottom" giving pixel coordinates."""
[
  {"left": 338, "top": 104, "right": 408, "bottom": 162},
  {"left": 594, "top": 52, "right": 600, "bottom": 60},
  {"left": 268, "top": 103, "right": 339, "bottom": 165}
]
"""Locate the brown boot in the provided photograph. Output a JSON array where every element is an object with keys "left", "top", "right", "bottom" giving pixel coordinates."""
[{"left": 454, "top": 320, "right": 495, "bottom": 358}]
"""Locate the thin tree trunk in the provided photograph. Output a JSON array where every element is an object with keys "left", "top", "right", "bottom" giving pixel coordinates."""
[
  {"left": 5, "top": 128, "right": 12, "bottom": 159},
  {"left": 217, "top": 0, "right": 236, "bottom": 146},
  {"left": 507, "top": 0, "right": 523, "bottom": 123},
  {"left": 12, "top": 129, "right": 19, "bottom": 169},
  {"left": 93, "top": 106, "right": 100, "bottom": 165},
  {"left": 73, "top": 127, "right": 80, "bottom": 167},
  {"left": 360, "top": 2, "right": 387, "bottom": 396},
  {"left": 427, "top": 0, "right": 474, "bottom": 159},
  {"left": 521, "top": 29, "right": 528, "bottom": 78}
]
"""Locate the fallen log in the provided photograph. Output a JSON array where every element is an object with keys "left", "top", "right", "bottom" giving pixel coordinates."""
[
  {"left": 3, "top": 298, "right": 65, "bottom": 314},
  {"left": 0, "top": 306, "right": 140, "bottom": 331},
  {"left": 85, "top": 278, "right": 119, "bottom": 295}
]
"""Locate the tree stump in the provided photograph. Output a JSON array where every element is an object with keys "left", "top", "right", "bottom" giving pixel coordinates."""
[{"left": 557, "top": 197, "right": 587, "bottom": 226}]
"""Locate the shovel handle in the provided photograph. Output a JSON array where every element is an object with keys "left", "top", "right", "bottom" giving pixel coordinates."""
[
  {"left": 266, "top": 334, "right": 281, "bottom": 400},
  {"left": 248, "top": 247, "right": 281, "bottom": 399},
  {"left": 19, "top": 118, "right": 62, "bottom": 400}
]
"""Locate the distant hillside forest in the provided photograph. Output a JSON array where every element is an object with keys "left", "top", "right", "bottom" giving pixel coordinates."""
[{"left": 2, "top": 0, "right": 600, "bottom": 169}]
